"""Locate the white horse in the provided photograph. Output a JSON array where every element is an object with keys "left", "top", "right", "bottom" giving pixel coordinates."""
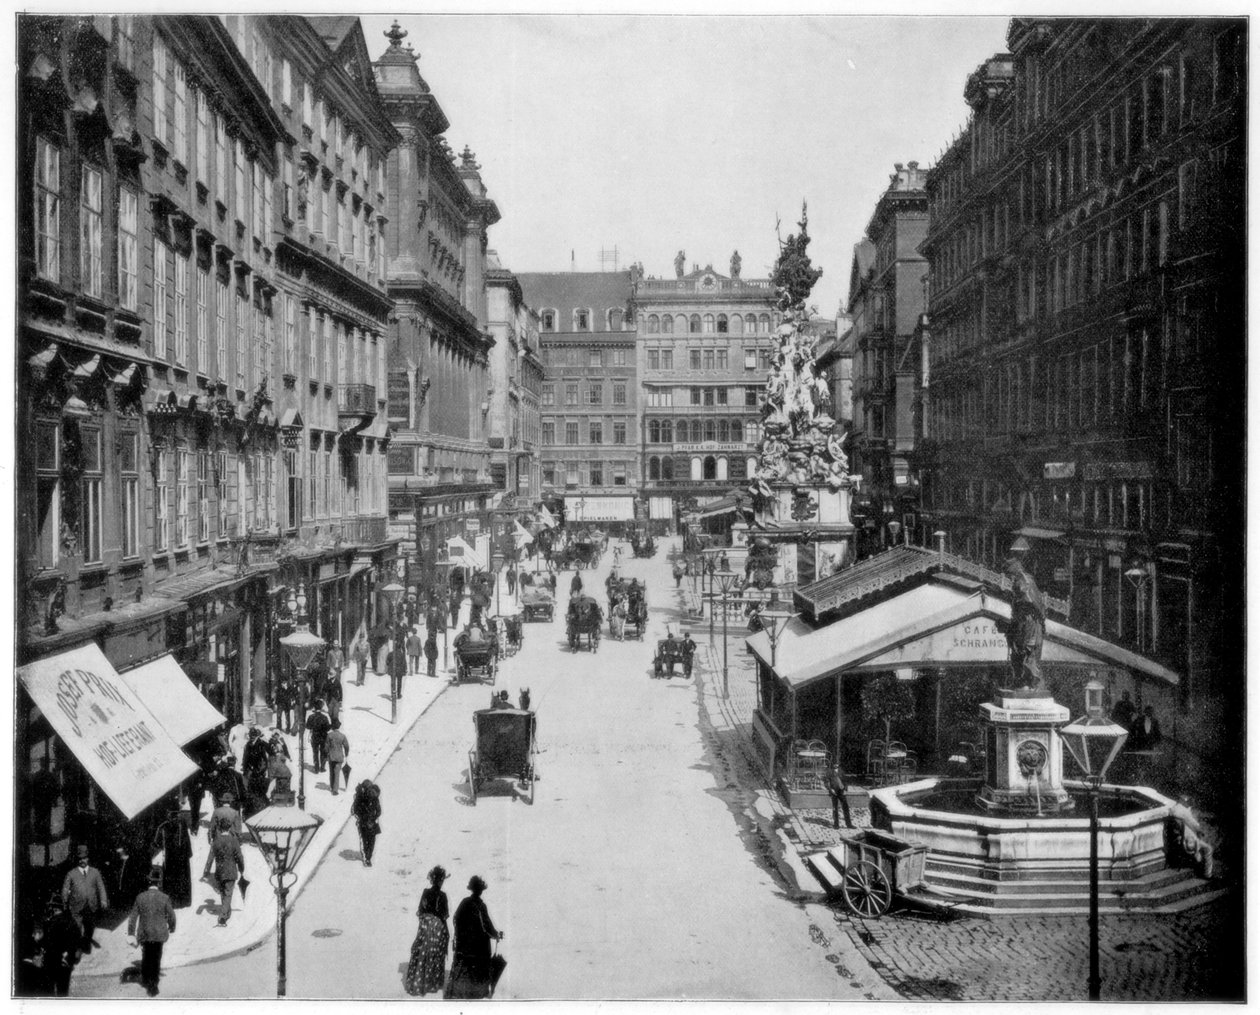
[{"left": 609, "top": 601, "right": 627, "bottom": 641}]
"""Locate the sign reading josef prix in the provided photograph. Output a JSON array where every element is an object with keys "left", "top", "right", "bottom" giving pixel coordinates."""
[{"left": 19, "top": 643, "right": 197, "bottom": 819}]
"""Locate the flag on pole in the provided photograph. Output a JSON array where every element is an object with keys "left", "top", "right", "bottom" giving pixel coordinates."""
[
  {"left": 513, "top": 521, "right": 534, "bottom": 547},
  {"left": 538, "top": 505, "right": 557, "bottom": 529}
]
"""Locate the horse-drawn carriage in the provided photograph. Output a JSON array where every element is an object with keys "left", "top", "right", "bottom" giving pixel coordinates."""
[
  {"left": 468, "top": 704, "right": 537, "bottom": 805},
  {"left": 452, "top": 623, "right": 498, "bottom": 684},
  {"left": 519, "top": 570, "right": 556, "bottom": 622},
  {"left": 605, "top": 574, "right": 648, "bottom": 641},
  {"left": 566, "top": 594, "right": 603, "bottom": 652},
  {"left": 652, "top": 634, "right": 694, "bottom": 678},
  {"left": 498, "top": 612, "right": 524, "bottom": 655},
  {"left": 628, "top": 527, "right": 656, "bottom": 558}
]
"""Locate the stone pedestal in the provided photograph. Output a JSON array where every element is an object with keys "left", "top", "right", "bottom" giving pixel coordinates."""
[
  {"left": 752, "top": 482, "right": 854, "bottom": 584},
  {"left": 976, "top": 689, "right": 1074, "bottom": 814}
]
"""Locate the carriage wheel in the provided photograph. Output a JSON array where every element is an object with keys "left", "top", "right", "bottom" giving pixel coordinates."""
[
  {"left": 842, "top": 861, "right": 892, "bottom": 918},
  {"left": 468, "top": 752, "right": 478, "bottom": 804}
]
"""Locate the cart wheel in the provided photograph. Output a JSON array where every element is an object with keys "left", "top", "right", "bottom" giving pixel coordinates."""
[
  {"left": 842, "top": 861, "right": 892, "bottom": 918},
  {"left": 468, "top": 753, "right": 478, "bottom": 804}
]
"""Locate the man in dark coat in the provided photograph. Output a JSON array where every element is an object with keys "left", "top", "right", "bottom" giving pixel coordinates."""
[
  {"left": 448, "top": 876, "right": 504, "bottom": 999},
  {"left": 201, "top": 791, "right": 242, "bottom": 880},
  {"left": 207, "top": 819, "right": 245, "bottom": 926},
  {"left": 25, "top": 898, "right": 81, "bottom": 996},
  {"left": 424, "top": 629, "right": 440, "bottom": 677},
  {"left": 388, "top": 636, "right": 407, "bottom": 702},
  {"left": 306, "top": 700, "right": 332, "bottom": 772},
  {"left": 110, "top": 840, "right": 150, "bottom": 916},
  {"left": 323, "top": 669, "right": 344, "bottom": 724},
  {"left": 827, "top": 765, "right": 855, "bottom": 830},
  {"left": 127, "top": 868, "right": 176, "bottom": 996},
  {"left": 241, "top": 727, "right": 273, "bottom": 816},
  {"left": 273, "top": 677, "right": 295, "bottom": 732},
  {"left": 681, "top": 633, "right": 697, "bottom": 677}
]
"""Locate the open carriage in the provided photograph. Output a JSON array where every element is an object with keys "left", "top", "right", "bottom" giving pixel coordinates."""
[
  {"left": 628, "top": 527, "right": 657, "bottom": 558},
  {"left": 468, "top": 705, "right": 537, "bottom": 805},
  {"left": 652, "top": 635, "right": 692, "bottom": 678},
  {"left": 452, "top": 624, "right": 498, "bottom": 684},
  {"left": 566, "top": 594, "right": 603, "bottom": 652},
  {"left": 519, "top": 571, "right": 556, "bottom": 622},
  {"left": 606, "top": 575, "right": 648, "bottom": 641}
]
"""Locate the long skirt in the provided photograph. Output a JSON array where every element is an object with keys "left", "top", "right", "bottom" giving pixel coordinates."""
[{"left": 403, "top": 914, "right": 449, "bottom": 996}]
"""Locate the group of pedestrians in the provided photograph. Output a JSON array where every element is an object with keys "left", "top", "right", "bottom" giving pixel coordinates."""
[{"left": 404, "top": 868, "right": 506, "bottom": 999}]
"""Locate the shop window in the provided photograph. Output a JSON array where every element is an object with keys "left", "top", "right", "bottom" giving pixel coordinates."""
[
  {"left": 34, "top": 419, "right": 60, "bottom": 570},
  {"left": 703, "top": 455, "right": 717, "bottom": 480},
  {"left": 661, "top": 456, "right": 674, "bottom": 480}
]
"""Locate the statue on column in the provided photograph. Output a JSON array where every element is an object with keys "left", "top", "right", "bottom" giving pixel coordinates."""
[
  {"left": 674, "top": 250, "right": 686, "bottom": 279},
  {"left": 1001, "top": 558, "right": 1047, "bottom": 692},
  {"left": 730, "top": 250, "right": 742, "bottom": 279}
]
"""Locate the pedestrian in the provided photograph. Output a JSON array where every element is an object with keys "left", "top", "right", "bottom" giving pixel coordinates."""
[
  {"left": 424, "top": 629, "right": 439, "bottom": 678},
  {"left": 273, "top": 676, "right": 294, "bottom": 733},
  {"left": 388, "top": 636, "right": 407, "bottom": 702},
  {"left": 406, "top": 626, "right": 423, "bottom": 675},
  {"left": 201, "top": 791, "right": 242, "bottom": 880},
  {"left": 306, "top": 699, "right": 332, "bottom": 773},
  {"left": 352, "top": 634, "right": 370, "bottom": 686},
  {"left": 325, "top": 641, "right": 345, "bottom": 683},
  {"left": 241, "top": 727, "right": 273, "bottom": 816},
  {"left": 267, "top": 748, "right": 294, "bottom": 805},
  {"left": 352, "top": 780, "right": 382, "bottom": 866},
  {"left": 185, "top": 754, "right": 214, "bottom": 833},
  {"left": 826, "top": 765, "right": 855, "bottom": 830},
  {"left": 268, "top": 729, "right": 291, "bottom": 762},
  {"left": 28, "top": 898, "right": 80, "bottom": 997},
  {"left": 127, "top": 867, "right": 176, "bottom": 997},
  {"left": 109, "top": 839, "right": 149, "bottom": 917},
  {"left": 207, "top": 818, "right": 245, "bottom": 926},
  {"left": 211, "top": 755, "right": 248, "bottom": 811},
  {"left": 1130, "top": 705, "right": 1162, "bottom": 751},
  {"left": 681, "top": 632, "right": 696, "bottom": 678},
  {"left": 506, "top": 567, "right": 517, "bottom": 596},
  {"left": 324, "top": 668, "right": 344, "bottom": 724},
  {"left": 570, "top": 572, "right": 583, "bottom": 597},
  {"left": 152, "top": 810, "right": 193, "bottom": 909},
  {"left": 61, "top": 845, "right": 109, "bottom": 954},
  {"left": 1110, "top": 689, "right": 1136, "bottom": 731},
  {"left": 404, "top": 865, "right": 450, "bottom": 995},
  {"left": 325, "top": 719, "right": 350, "bottom": 795},
  {"left": 449, "top": 593, "right": 462, "bottom": 630},
  {"left": 446, "top": 875, "right": 505, "bottom": 999},
  {"left": 672, "top": 562, "right": 683, "bottom": 588}
]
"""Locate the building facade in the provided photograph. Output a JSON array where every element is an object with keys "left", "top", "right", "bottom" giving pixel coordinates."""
[
  {"left": 846, "top": 163, "right": 931, "bottom": 557},
  {"left": 633, "top": 256, "right": 778, "bottom": 529},
  {"left": 518, "top": 271, "right": 639, "bottom": 528},
  {"left": 373, "top": 22, "right": 499, "bottom": 587},
  {"left": 16, "top": 13, "right": 399, "bottom": 925},
  {"left": 920, "top": 19, "right": 1245, "bottom": 709},
  {"left": 486, "top": 253, "right": 543, "bottom": 502}
]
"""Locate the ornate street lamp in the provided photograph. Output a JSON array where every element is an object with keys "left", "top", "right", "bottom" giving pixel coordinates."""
[
  {"left": 279, "top": 588, "right": 324, "bottom": 811},
  {"left": 244, "top": 805, "right": 323, "bottom": 998},
  {"left": 1059, "top": 679, "right": 1130, "bottom": 1002},
  {"left": 491, "top": 551, "right": 505, "bottom": 616},
  {"left": 702, "top": 552, "right": 719, "bottom": 642},
  {"left": 1124, "top": 563, "right": 1151, "bottom": 654},
  {"left": 381, "top": 582, "right": 405, "bottom": 723},
  {"left": 714, "top": 570, "right": 741, "bottom": 699}
]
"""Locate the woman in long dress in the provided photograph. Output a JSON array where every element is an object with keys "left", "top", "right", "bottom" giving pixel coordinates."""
[
  {"left": 404, "top": 866, "right": 450, "bottom": 996},
  {"left": 152, "top": 810, "right": 193, "bottom": 909}
]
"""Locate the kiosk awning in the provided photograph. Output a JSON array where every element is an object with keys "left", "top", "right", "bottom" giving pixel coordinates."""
[
  {"left": 18, "top": 644, "right": 198, "bottom": 820},
  {"left": 117, "top": 654, "right": 226, "bottom": 746},
  {"left": 746, "top": 579, "right": 1181, "bottom": 691}
]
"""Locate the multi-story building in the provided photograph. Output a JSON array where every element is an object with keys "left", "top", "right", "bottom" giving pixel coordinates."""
[
  {"left": 486, "top": 253, "right": 542, "bottom": 501},
  {"left": 815, "top": 312, "right": 855, "bottom": 432},
  {"left": 846, "top": 163, "right": 930, "bottom": 558},
  {"left": 518, "top": 270, "right": 639, "bottom": 528},
  {"left": 632, "top": 256, "right": 778, "bottom": 530},
  {"left": 15, "top": 12, "right": 399, "bottom": 928},
  {"left": 373, "top": 22, "right": 499, "bottom": 586},
  {"left": 920, "top": 19, "right": 1245, "bottom": 710}
]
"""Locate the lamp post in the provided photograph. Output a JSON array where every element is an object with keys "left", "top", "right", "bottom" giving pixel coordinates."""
[
  {"left": 1124, "top": 563, "right": 1151, "bottom": 655},
  {"left": 701, "top": 553, "right": 718, "bottom": 642},
  {"left": 381, "top": 582, "right": 405, "bottom": 723},
  {"left": 492, "top": 552, "right": 505, "bottom": 617},
  {"left": 1059, "top": 679, "right": 1130, "bottom": 1002},
  {"left": 279, "top": 588, "right": 324, "bottom": 812},
  {"left": 244, "top": 805, "right": 323, "bottom": 998},
  {"left": 714, "top": 570, "right": 740, "bottom": 699},
  {"left": 758, "top": 609, "right": 796, "bottom": 713}
]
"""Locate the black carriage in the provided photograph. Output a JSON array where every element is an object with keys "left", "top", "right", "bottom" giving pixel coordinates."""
[
  {"left": 452, "top": 624, "right": 498, "bottom": 684},
  {"left": 629, "top": 528, "right": 656, "bottom": 558},
  {"left": 652, "top": 635, "right": 692, "bottom": 677},
  {"left": 566, "top": 594, "right": 603, "bottom": 652},
  {"left": 519, "top": 571, "right": 556, "bottom": 622},
  {"left": 500, "top": 613, "right": 524, "bottom": 655},
  {"left": 624, "top": 582, "right": 648, "bottom": 640},
  {"left": 468, "top": 706, "right": 537, "bottom": 805}
]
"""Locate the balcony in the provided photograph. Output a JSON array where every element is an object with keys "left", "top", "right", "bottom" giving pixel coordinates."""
[{"left": 338, "top": 383, "right": 377, "bottom": 432}]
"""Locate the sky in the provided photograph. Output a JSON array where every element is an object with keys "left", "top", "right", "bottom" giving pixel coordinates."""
[{"left": 360, "top": 13, "right": 1012, "bottom": 315}]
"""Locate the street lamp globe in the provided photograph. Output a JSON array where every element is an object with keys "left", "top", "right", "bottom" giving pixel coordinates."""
[
  {"left": 1059, "top": 680, "right": 1130, "bottom": 784},
  {"left": 279, "top": 626, "right": 325, "bottom": 673}
]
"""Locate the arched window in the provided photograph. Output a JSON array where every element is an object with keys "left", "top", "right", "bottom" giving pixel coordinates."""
[
  {"left": 676, "top": 314, "right": 688, "bottom": 334},
  {"left": 716, "top": 456, "right": 728, "bottom": 480},
  {"left": 745, "top": 314, "right": 757, "bottom": 332},
  {"left": 703, "top": 314, "right": 715, "bottom": 333},
  {"left": 542, "top": 310, "right": 556, "bottom": 331},
  {"left": 703, "top": 455, "right": 717, "bottom": 480},
  {"left": 731, "top": 420, "right": 743, "bottom": 442},
  {"left": 660, "top": 315, "right": 673, "bottom": 335},
  {"left": 660, "top": 419, "right": 673, "bottom": 443},
  {"left": 718, "top": 419, "right": 729, "bottom": 442},
  {"left": 690, "top": 419, "right": 702, "bottom": 443},
  {"left": 648, "top": 456, "right": 661, "bottom": 480},
  {"left": 689, "top": 314, "right": 701, "bottom": 334},
  {"left": 609, "top": 308, "right": 623, "bottom": 330},
  {"left": 717, "top": 314, "right": 728, "bottom": 333},
  {"left": 649, "top": 419, "right": 660, "bottom": 443},
  {"left": 729, "top": 314, "right": 743, "bottom": 335},
  {"left": 691, "top": 456, "right": 703, "bottom": 481},
  {"left": 662, "top": 456, "right": 674, "bottom": 480},
  {"left": 758, "top": 313, "right": 771, "bottom": 333},
  {"left": 704, "top": 419, "right": 716, "bottom": 442},
  {"left": 647, "top": 314, "right": 660, "bottom": 334}
]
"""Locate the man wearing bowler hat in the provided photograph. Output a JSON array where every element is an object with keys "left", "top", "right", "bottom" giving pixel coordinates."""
[
  {"left": 61, "top": 845, "right": 109, "bottom": 954},
  {"left": 128, "top": 867, "right": 176, "bottom": 997}
]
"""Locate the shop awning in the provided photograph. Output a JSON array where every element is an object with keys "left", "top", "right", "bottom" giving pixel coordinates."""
[
  {"left": 1013, "top": 526, "right": 1067, "bottom": 541},
  {"left": 117, "top": 654, "right": 226, "bottom": 746},
  {"left": 18, "top": 644, "right": 198, "bottom": 820},
  {"left": 747, "top": 578, "right": 1180, "bottom": 691},
  {"left": 694, "top": 494, "right": 752, "bottom": 519}
]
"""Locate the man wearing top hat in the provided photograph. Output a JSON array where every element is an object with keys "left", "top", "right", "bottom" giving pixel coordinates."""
[
  {"left": 61, "top": 845, "right": 109, "bottom": 954},
  {"left": 128, "top": 867, "right": 176, "bottom": 997}
]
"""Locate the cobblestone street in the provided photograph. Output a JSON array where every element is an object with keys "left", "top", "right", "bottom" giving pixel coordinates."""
[{"left": 688, "top": 590, "right": 1245, "bottom": 1003}]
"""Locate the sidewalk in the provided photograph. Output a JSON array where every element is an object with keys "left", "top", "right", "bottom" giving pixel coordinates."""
[{"left": 74, "top": 610, "right": 467, "bottom": 980}]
